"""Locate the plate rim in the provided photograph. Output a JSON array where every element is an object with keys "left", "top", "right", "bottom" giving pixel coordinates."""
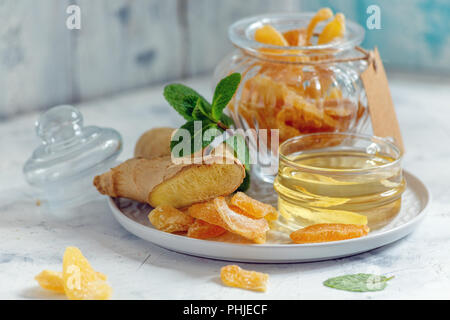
[{"left": 107, "top": 170, "right": 431, "bottom": 250}]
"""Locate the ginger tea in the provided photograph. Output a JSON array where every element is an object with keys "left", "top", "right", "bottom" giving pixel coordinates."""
[{"left": 274, "top": 134, "right": 405, "bottom": 230}]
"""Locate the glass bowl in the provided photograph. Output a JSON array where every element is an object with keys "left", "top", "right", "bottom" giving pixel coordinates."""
[{"left": 273, "top": 132, "right": 406, "bottom": 230}]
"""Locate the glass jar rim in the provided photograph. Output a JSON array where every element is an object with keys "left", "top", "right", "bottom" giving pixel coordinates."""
[
  {"left": 229, "top": 12, "right": 365, "bottom": 57},
  {"left": 279, "top": 132, "right": 403, "bottom": 175}
]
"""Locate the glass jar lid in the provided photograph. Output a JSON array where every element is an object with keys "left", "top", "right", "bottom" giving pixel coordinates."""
[{"left": 23, "top": 105, "right": 122, "bottom": 207}]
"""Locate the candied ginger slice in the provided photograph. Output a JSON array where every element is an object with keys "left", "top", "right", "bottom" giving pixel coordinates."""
[
  {"left": 290, "top": 223, "right": 369, "bottom": 244},
  {"left": 230, "top": 192, "right": 278, "bottom": 221},
  {"left": 188, "top": 201, "right": 227, "bottom": 228},
  {"left": 187, "top": 219, "right": 227, "bottom": 239},
  {"left": 318, "top": 13, "right": 346, "bottom": 45},
  {"left": 35, "top": 270, "right": 65, "bottom": 293},
  {"left": 148, "top": 205, "right": 194, "bottom": 233},
  {"left": 214, "top": 197, "right": 269, "bottom": 244},
  {"left": 62, "top": 247, "right": 112, "bottom": 300},
  {"left": 282, "top": 28, "right": 307, "bottom": 46},
  {"left": 35, "top": 269, "right": 107, "bottom": 294},
  {"left": 306, "top": 8, "right": 334, "bottom": 44},
  {"left": 221, "top": 265, "right": 268, "bottom": 292},
  {"left": 254, "top": 25, "right": 288, "bottom": 46}
]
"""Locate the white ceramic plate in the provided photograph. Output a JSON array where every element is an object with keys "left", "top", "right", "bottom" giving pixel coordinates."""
[{"left": 107, "top": 170, "right": 430, "bottom": 263}]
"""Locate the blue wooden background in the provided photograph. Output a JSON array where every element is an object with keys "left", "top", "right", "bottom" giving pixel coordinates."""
[
  {"left": 302, "top": 0, "right": 450, "bottom": 73},
  {"left": 0, "top": 0, "right": 448, "bottom": 119}
]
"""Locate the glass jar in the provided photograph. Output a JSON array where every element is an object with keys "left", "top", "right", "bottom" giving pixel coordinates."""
[
  {"left": 23, "top": 105, "right": 122, "bottom": 209},
  {"left": 274, "top": 132, "right": 405, "bottom": 230},
  {"left": 214, "top": 13, "right": 370, "bottom": 182}
]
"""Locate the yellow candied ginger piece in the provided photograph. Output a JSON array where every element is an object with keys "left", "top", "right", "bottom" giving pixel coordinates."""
[
  {"left": 230, "top": 192, "right": 279, "bottom": 221},
  {"left": 306, "top": 7, "right": 334, "bottom": 44},
  {"left": 318, "top": 13, "right": 346, "bottom": 45},
  {"left": 221, "top": 265, "right": 269, "bottom": 292},
  {"left": 254, "top": 25, "right": 288, "bottom": 46},
  {"left": 35, "top": 269, "right": 107, "bottom": 295},
  {"left": 62, "top": 247, "right": 112, "bottom": 300},
  {"left": 35, "top": 270, "right": 65, "bottom": 293}
]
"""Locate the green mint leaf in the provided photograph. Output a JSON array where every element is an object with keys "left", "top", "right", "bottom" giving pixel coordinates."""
[
  {"left": 170, "top": 120, "right": 221, "bottom": 157},
  {"left": 323, "top": 274, "right": 394, "bottom": 292},
  {"left": 226, "top": 134, "right": 250, "bottom": 170},
  {"left": 225, "top": 134, "right": 251, "bottom": 192},
  {"left": 237, "top": 169, "right": 251, "bottom": 192},
  {"left": 211, "top": 73, "right": 241, "bottom": 121},
  {"left": 192, "top": 98, "right": 214, "bottom": 121},
  {"left": 164, "top": 84, "right": 209, "bottom": 121},
  {"left": 200, "top": 123, "right": 221, "bottom": 150}
]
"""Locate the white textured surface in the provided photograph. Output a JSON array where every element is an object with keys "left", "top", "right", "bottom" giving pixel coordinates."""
[{"left": 0, "top": 74, "right": 449, "bottom": 299}]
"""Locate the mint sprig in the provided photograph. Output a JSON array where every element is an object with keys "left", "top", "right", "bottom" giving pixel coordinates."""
[
  {"left": 163, "top": 84, "right": 210, "bottom": 121},
  {"left": 212, "top": 73, "right": 241, "bottom": 121},
  {"left": 323, "top": 274, "right": 394, "bottom": 292},
  {"left": 163, "top": 73, "right": 250, "bottom": 191},
  {"left": 170, "top": 120, "right": 221, "bottom": 156}
]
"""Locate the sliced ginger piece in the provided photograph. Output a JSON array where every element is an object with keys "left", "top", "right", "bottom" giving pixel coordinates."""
[
  {"left": 306, "top": 7, "right": 334, "bottom": 44},
  {"left": 62, "top": 247, "right": 112, "bottom": 300},
  {"left": 35, "top": 270, "right": 107, "bottom": 294},
  {"left": 35, "top": 270, "right": 65, "bottom": 293},
  {"left": 230, "top": 192, "right": 278, "bottom": 221},
  {"left": 188, "top": 199, "right": 269, "bottom": 244},
  {"left": 221, "top": 265, "right": 268, "bottom": 292},
  {"left": 318, "top": 13, "right": 346, "bottom": 45},
  {"left": 254, "top": 25, "right": 288, "bottom": 46},
  {"left": 214, "top": 197, "right": 269, "bottom": 244},
  {"left": 282, "top": 28, "right": 307, "bottom": 46},
  {"left": 187, "top": 219, "right": 227, "bottom": 239},
  {"left": 149, "top": 205, "right": 194, "bottom": 233},
  {"left": 188, "top": 201, "right": 228, "bottom": 228},
  {"left": 290, "top": 224, "right": 369, "bottom": 244}
]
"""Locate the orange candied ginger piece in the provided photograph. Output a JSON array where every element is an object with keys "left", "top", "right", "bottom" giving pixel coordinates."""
[
  {"left": 318, "top": 13, "right": 346, "bottom": 45},
  {"left": 282, "top": 28, "right": 307, "bottom": 46},
  {"left": 188, "top": 199, "right": 269, "bottom": 244},
  {"left": 187, "top": 219, "right": 227, "bottom": 239},
  {"left": 230, "top": 192, "right": 278, "bottom": 221},
  {"left": 148, "top": 205, "right": 194, "bottom": 233},
  {"left": 290, "top": 224, "right": 369, "bottom": 244},
  {"left": 254, "top": 24, "right": 309, "bottom": 62},
  {"left": 221, "top": 265, "right": 268, "bottom": 292},
  {"left": 254, "top": 25, "right": 288, "bottom": 46},
  {"left": 188, "top": 201, "right": 228, "bottom": 229},
  {"left": 62, "top": 247, "right": 112, "bottom": 300},
  {"left": 236, "top": 73, "right": 356, "bottom": 143},
  {"left": 214, "top": 197, "right": 269, "bottom": 244},
  {"left": 306, "top": 7, "right": 333, "bottom": 44}
]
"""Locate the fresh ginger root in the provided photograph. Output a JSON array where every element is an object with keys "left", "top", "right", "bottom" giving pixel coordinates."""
[
  {"left": 94, "top": 147, "right": 245, "bottom": 208},
  {"left": 134, "top": 127, "right": 175, "bottom": 159}
]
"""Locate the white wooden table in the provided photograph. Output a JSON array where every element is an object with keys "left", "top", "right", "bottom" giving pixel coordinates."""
[{"left": 0, "top": 75, "right": 449, "bottom": 299}]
